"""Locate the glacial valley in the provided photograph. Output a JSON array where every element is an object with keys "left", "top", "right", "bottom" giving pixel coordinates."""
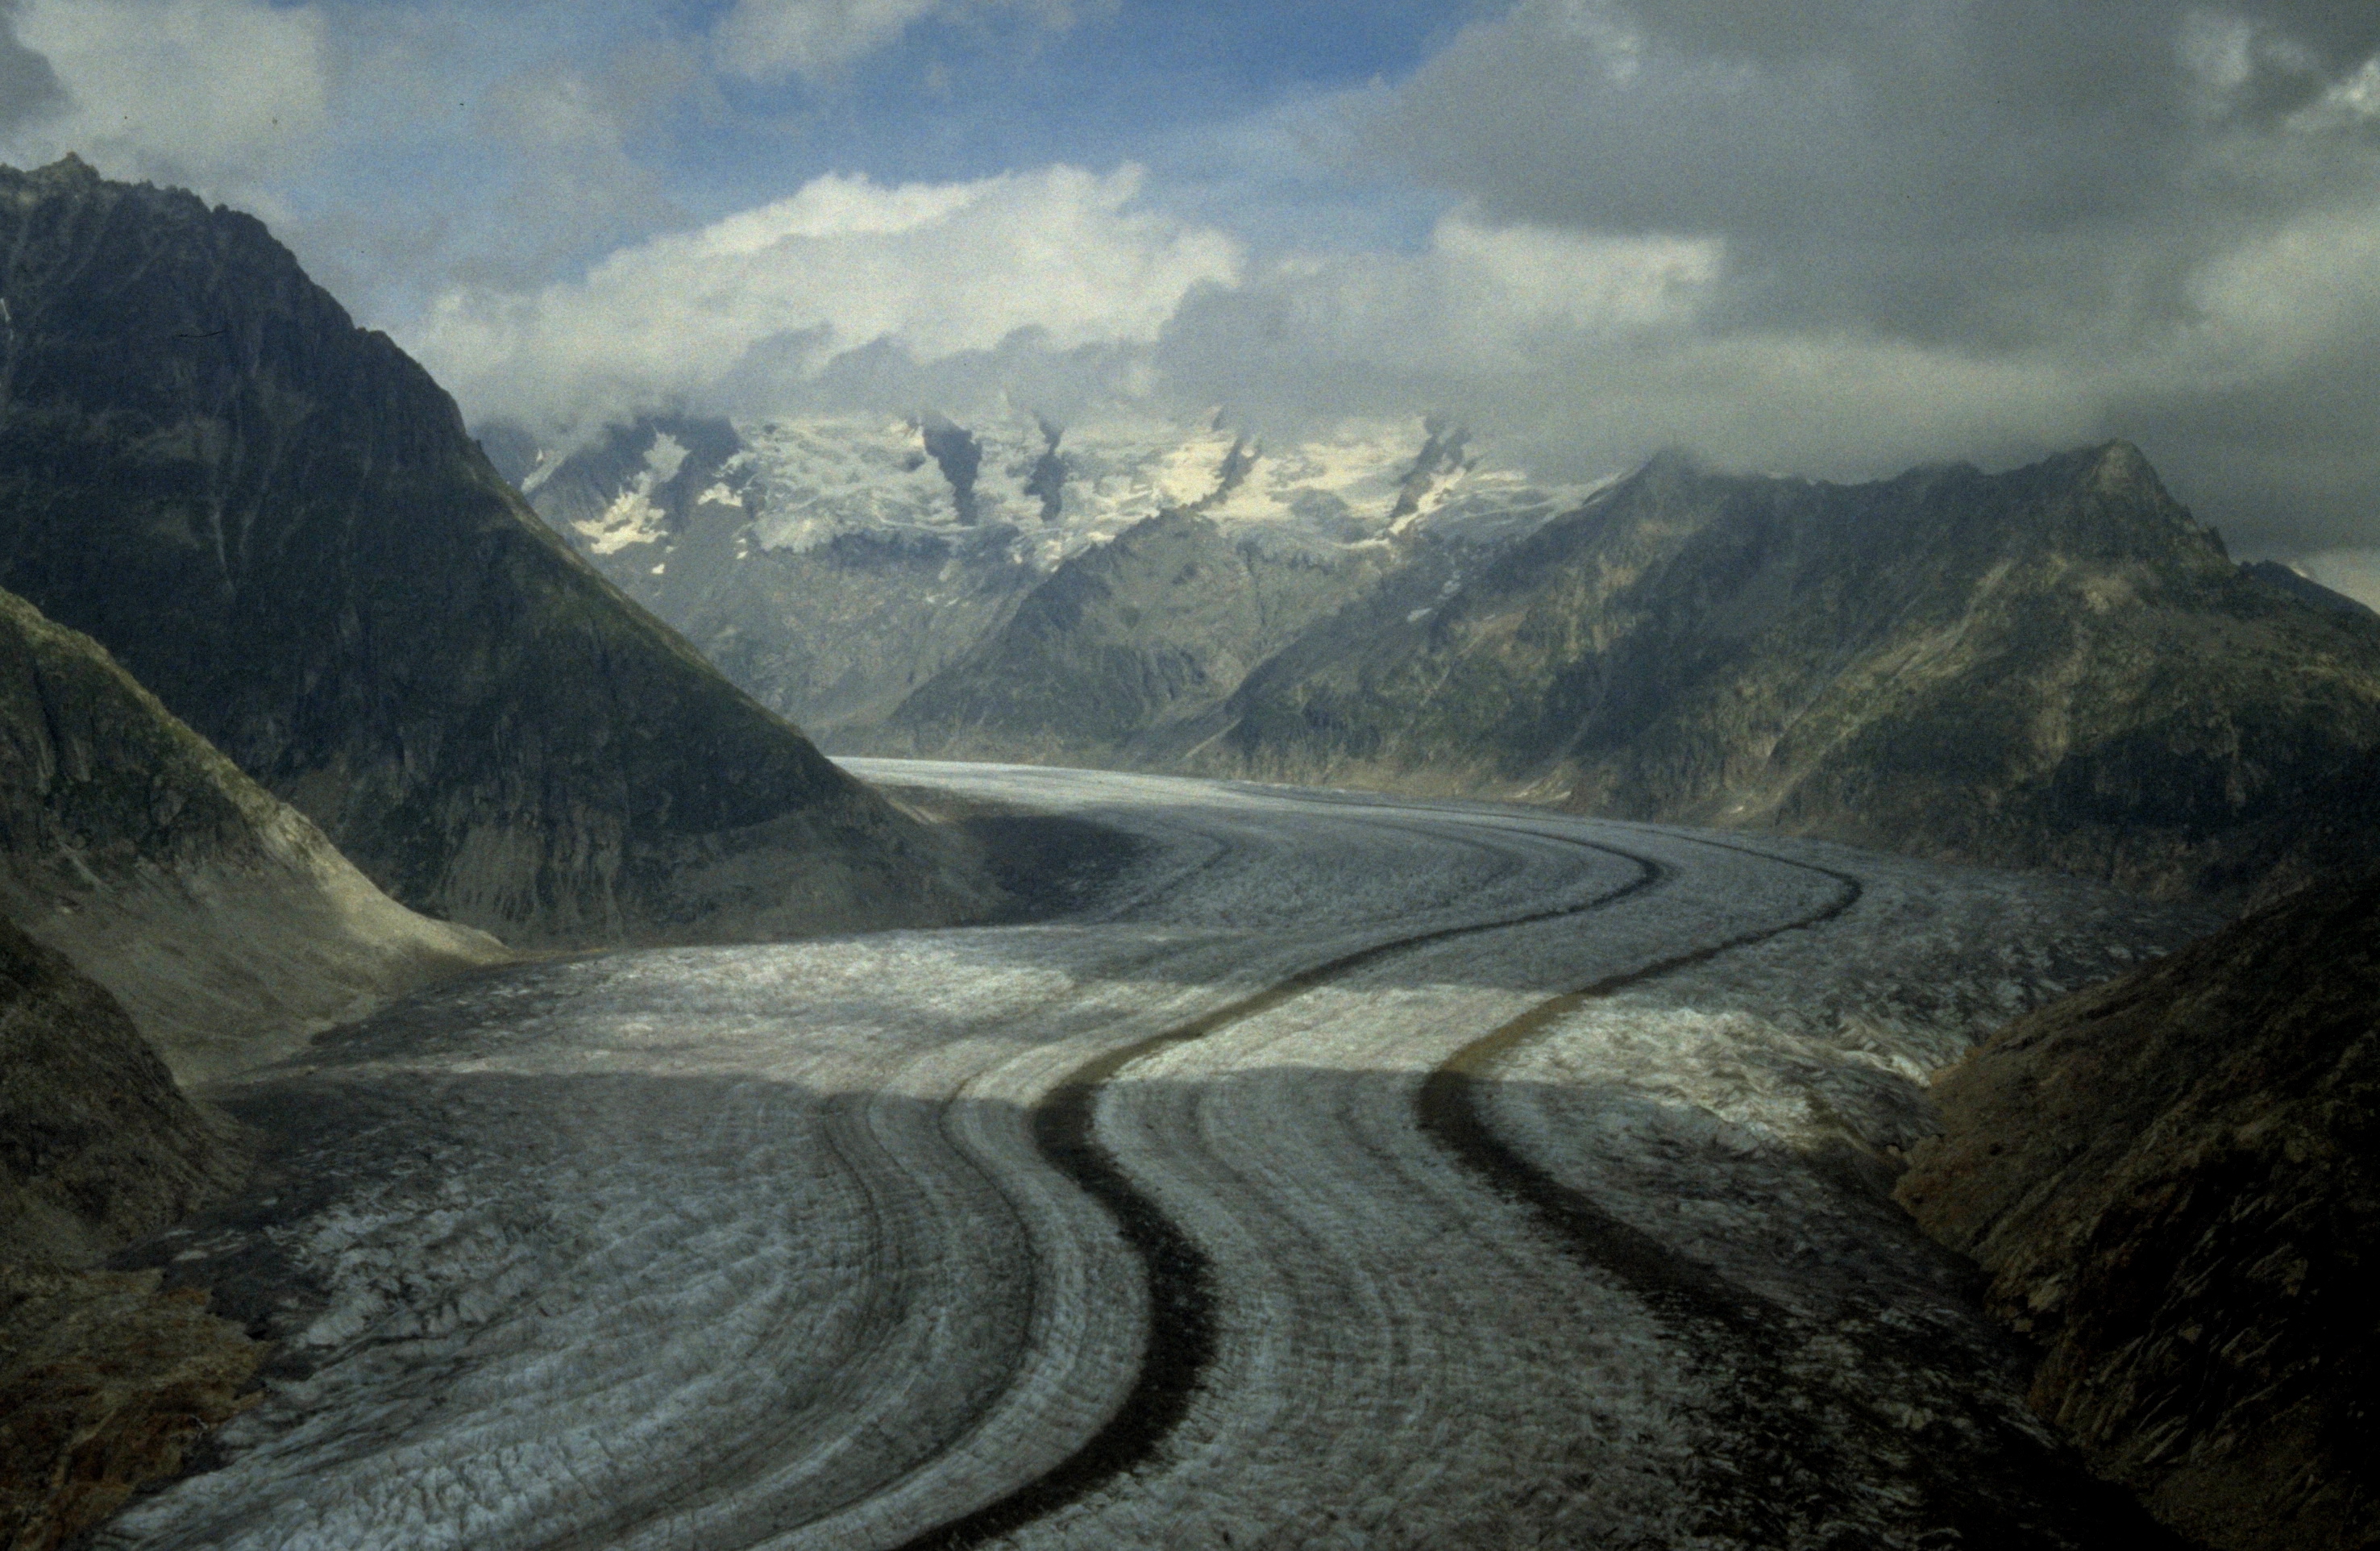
[{"left": 98, "top": 761, "right": 2220, "bottom": 1551}]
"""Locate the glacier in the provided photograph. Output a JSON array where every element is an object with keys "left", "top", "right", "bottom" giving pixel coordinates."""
[{"left": 101, "top": 763, "right": 2217, "bottom": 1549}]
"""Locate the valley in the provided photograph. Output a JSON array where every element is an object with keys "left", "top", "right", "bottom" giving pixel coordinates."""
[{"left": 93, "top": 761, "right": 2217, "bottom": 1550}]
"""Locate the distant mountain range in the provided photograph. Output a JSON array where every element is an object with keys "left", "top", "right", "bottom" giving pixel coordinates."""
[
  {"left": 513, "top": 416, "right": 2380, "bottom": 901},
  {"left": 0, "top": 156, "right": 991, "bottom": 950},
  {"left": 495, "top": 407, "right": 1585, "bottom": 746}
]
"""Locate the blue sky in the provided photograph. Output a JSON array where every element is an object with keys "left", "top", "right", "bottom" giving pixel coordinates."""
[{"left": 4, "top": 0, "right": 2380, "bottom": 588}]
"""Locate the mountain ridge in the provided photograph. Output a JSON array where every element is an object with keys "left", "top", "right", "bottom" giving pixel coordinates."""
[{"left": 0, "top": 157, "right": 990, "bottom": 947}]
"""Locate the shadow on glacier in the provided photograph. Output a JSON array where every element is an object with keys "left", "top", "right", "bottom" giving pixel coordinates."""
[{"left": 107, "top": 1043, "right": 2185, "bottom": 1551}]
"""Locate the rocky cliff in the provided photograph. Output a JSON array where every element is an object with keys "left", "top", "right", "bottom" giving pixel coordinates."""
[
  {"left": 1896, "top": 867, "right": 2379, "bottom": 1551},
  {"left": 0, "top": 158, "right": 987, "bottom": 946},
  {"left": 0, "top": 912, "right": 239, "bottom": 1268},
  {"left": 1211, "top": 443, "right": 2380, "bottom": 896}
]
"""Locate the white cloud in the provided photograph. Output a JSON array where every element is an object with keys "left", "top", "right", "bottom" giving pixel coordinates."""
[
  {"left": 414, "top": 162, "right": 1240, "bottom": 438},
  {"left": 1, "top": 0, "right": 330, "bottom": 214}
]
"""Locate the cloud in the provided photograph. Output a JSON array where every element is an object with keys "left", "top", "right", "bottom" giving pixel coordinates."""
[
  {"left": 415, "top": 161, "right": 1240, "bottom": 439},
  {"left": 1356, "top": 1, "right": 2380, "bottom": 348},
  {"left": 714, "top": 0, "right": 941, "bottom": 82},
  {"left": 710, "top": 0, "right": 1083, "bottom": 84},
  {"left": 1152, "top": 209, "right": 2095, "bottom": 482},
  {"left": 1273, "top": 0, "right": 2380, "bottom": 555},
  {"left": 0, "top": 2, "right": 64, "bottom": 134},
  {"left": 0, "top": 0, "right": 331, "bottom": 214}
]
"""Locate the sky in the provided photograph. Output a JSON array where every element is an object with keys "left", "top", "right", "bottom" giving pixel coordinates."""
[{"left": 3, "top": 0, "right": 2379, "bottom": 592}]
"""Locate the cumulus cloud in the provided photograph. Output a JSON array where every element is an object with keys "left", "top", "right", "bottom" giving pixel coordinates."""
[
  {"left": 416, "top": 162, "right": 1239, "bottom": 439},
  {"left": 0, "top": 2, "right": 64, "bottom": 134},
  {"left": 1153, "top": 209, "right": 2096, "bottom": 481}
]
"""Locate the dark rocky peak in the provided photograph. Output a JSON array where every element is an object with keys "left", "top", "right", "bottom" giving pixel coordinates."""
[
  {"left": 1209, "top": 435, "right": 1259, "bottom": 503},
  {"left": 0, "top": 161, "right": 987, "bottom": 946},
  {"left": 1386, "top": 415, "right": 1472, "bottom": 525},
  {"left": 918, "top": 412, "right": 982, "bottom": 522},
  {"left": 524, "top": 413, "right": 746, "bottom": 547},
  {"left": 1024, "top": 414, "right": 1068, "bottom": 522}
]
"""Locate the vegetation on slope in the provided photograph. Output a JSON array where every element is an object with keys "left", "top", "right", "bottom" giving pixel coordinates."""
[{"left": 0, "top": 916, "right": 260, "bottom": 1551}]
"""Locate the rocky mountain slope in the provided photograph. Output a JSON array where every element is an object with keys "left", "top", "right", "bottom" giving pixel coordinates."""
[
  {"left": 517, "top": 415, "right": 1046, "bottom": 738},
  {"left": 503, "top": 409, "right": 1587, "bottom": 748},
  {"left": 881, "top": 508, "right": 1398, "bottom": 763},
  {"left": 0, "top": 586, "right": 502, "bottom": 1083},
  {"left": 513, "top": 411, "right": 2378, "bottom": 900},
  {"left": 0, "top": 911, "right": 239, "bottom": 1270},
  {"left": 0, "top": 915, "right": 261, "bottom": 1551},
  {"left": 1202, "top": 443, "right": 2380, "bottom": 896},
  {"left": 1896, "top": 865, "right": 2379, "bottom": 1551},
  {"left": 0, "top": 156, "right": 987, "bottom": 947}
]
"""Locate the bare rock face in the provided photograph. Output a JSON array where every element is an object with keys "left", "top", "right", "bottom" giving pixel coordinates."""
[
  {"left": 1896, "top": 870, "right": 2380, "bottom": 1551},
  {"left": 0, "top": 912, "right": 237, "bottom": 1267},
  {"left": 0, "top": 586, "right": 504, "bottom": 1082},
  {"left": 0, "top": 157, "right": 990, "bottom": 947}
]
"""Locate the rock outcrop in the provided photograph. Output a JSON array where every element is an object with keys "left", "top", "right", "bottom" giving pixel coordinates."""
[
  {"left": 1896, "top": 868, "right": 2380, "bottom": 1551},
  {"left": 0, "top": 586, "right": 503, "bottom": 1082},
  {"left": 0, "top": 157, "right": 988, "bottom": 946}
]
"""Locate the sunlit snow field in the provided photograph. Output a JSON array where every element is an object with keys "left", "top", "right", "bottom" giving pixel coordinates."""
[{"left": 103, "top": 763, "right": 2218, "bottom": 1550}]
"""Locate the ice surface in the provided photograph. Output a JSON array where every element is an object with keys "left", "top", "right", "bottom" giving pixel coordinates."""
[{"left": 103, "top": 764, "right": 2220, "bottom": 1550}]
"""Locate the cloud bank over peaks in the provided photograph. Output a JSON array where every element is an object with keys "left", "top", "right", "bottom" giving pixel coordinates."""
[{"left": 416, "top": 161, "right": 1240, "bottom": 443}]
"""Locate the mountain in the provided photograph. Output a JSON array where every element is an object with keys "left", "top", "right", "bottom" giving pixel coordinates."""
[
  {"left": 1206, "top": 443, "right": 2380, "bottom": 896},
  {"left": 514, "top": 417, "right": 2379, "bottom": 898},
  {"left": 516, "top": 414, "right": 1046, "bottom": 739},
  {"left": 0, "top": 586, "right": 504, "bottom": 1081},
  {"left": 880, "top": 507, "right": 1401, "bottom": 763},
  {"left": 502, "top": 409, "right": 1589, "bottom": 748},
  {"left": 0, "top": 156, "right": 988, "bottom": 947},
  {"left": 2239, "top": 559, "right": 2378, "bottom": 622},
  {"left": 1896, "top": 864, "right": 2380, "bottom": 1551}
]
